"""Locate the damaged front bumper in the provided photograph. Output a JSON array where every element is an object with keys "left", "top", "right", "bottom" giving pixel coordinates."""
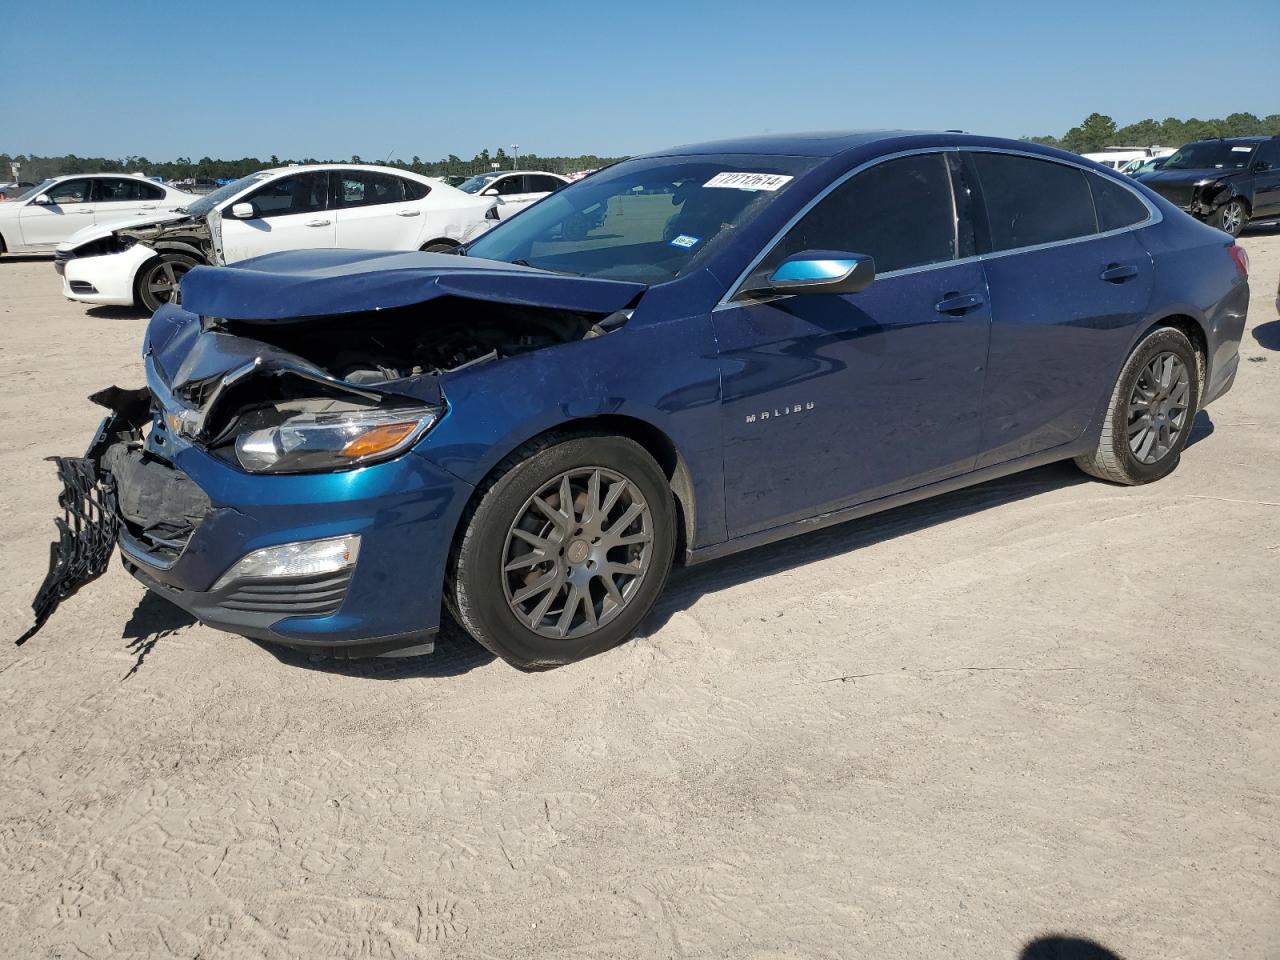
[{"left": 20, "top": 384, "right": 473, "bottom": 656}]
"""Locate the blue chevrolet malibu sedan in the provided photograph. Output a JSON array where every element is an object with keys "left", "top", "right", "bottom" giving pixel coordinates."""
[{"left": 22, "top": 131, "right": 1250, "bottom": 668}]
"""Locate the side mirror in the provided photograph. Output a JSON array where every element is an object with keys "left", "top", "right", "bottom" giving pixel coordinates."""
[
  {"left": 761, "top": 251, "right": 876, "bottom": 296},
  {"left": 229, "top": 201, "right": 255, "bottom": 219},
  {"left": 1253, "top": 160, "right": 1272, "bottom": 172},
  {"left": 481, "top": 188, "right": 499, "bottom": 197},
  {"left": 31, "top": 193, "right": 52, "bottom": 205}
]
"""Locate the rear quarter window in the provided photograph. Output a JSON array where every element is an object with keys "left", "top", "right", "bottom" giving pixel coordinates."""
[
  {"left": 1088, "top": 173, "right": 1150, "bottom": 232},
  {"left": 972, "top": 153, "right": 1097, "bottom": 251}
]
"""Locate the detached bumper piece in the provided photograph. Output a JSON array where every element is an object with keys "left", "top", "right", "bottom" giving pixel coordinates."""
[{"left": 17, "top": 458, "right": 119, "bottom": 645}]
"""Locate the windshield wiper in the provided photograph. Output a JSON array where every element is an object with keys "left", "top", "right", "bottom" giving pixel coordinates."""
[{"left": 509, "top": 258, "right": 582, "bottom": 277}]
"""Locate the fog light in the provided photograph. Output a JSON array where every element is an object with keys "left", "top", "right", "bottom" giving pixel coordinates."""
[{"left": 211, "top": 535, "right": 360, "bottom": 590}]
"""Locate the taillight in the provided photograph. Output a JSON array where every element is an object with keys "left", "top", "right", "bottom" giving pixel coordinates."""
[{"left": 1229, "top": 243, "right": 1249, "bottom": 277}]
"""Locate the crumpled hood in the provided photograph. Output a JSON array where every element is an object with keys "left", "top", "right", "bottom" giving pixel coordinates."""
[
  {"left": 1138, "top": 167, "right": 1244, "bottom": 189},
  {"left": 57, "top": 211, "right": 191, "bottom": 252},
  {"left": 179, "top": 248, "right": 647, "bottom": 321}
]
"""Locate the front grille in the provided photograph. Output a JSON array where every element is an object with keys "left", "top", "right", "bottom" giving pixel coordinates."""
[
  {"left": 221, "top": 571, "right": 353, "bottom": 616},
  {"left": 1154, "top": 183, "right": 1196, "bottom": 209}
]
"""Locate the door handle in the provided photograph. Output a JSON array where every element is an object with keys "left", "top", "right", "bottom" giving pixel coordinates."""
[
  {"left": 138, "top": 204, "right": 157, "bottom": 210},
  {"left": 305, "top": 219, "right": 332, "bottom": 227},
  {"left": 396, "top": 209, "right": 421, "bottom": 217},
  {"left": 935, "top": 292, "right": 985, "bottom": 315},
  {"left": 77, "top": 208, "right": 95, "bottom": 214},
  {"left": 1100, "top": 263, "right": 1139, "bottom": 282}
]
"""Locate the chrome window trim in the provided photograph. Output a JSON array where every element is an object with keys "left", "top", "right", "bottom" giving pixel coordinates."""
[{"left": 717, "top": 145, "right": 1163, "bottom": 310}]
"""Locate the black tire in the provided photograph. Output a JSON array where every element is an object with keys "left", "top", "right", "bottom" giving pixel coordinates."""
[
  {"left": 421, "top": 240, "right": 458, "bottom": 253},
  {"left": 448, "top": 433, "right": 676, "bottom": 670},
  {"left": 136, "top": 252, "right": 199, "bottom": 312},
  {"left": 1210, "top": 198, "right": 1248, "bottom": 237},
  {"left": 1075, "top": 326, "right": 1201, "bottom": 485}
]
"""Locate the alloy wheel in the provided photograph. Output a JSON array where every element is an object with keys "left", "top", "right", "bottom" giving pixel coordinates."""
[
  {"left": 1222, "top": 201, "right": 1244, "bottom": 235},
  {"left": 501, "top": 466, "right": 654, "bottom": 639},
  {"left": 147, "top": 260, "right": 188, "bottom": 305},
  {"left": 1127, "top": 351, "right": 1190, "bottom": 464}
]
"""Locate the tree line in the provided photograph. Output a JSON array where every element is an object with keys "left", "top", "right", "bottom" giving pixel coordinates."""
[
  {"left": 0, "top": 148, "right": 625, "bottom": 184},
  {"left": 1026, "top": 111, "right": 1280, "bottom": 154},
  {"left": 6, "top": 112, "right": 1280, "bottom": 183}
]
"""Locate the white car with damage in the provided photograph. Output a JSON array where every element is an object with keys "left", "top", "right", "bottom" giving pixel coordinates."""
[{"left": 56, "top": 164, "right": 499, "bottom": 311}]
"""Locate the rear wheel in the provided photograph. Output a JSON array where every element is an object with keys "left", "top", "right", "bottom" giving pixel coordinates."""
[
  {"left": 1075, "top": 326, "right": 1200, "bottom": 485},
  {"left": 1211, "top": 199, "right": 1248, "bottom": 237},
  {"left": 448, "top": 434, "right": 676, "bottom": 670},
  {"left": 137, "top": 253, "right": 199, "bottom": 312}
]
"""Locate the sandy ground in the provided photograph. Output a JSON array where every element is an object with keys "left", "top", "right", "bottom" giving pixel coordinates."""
[{"left": 0, "top": 231, "right": 1277, "bottom": 960}]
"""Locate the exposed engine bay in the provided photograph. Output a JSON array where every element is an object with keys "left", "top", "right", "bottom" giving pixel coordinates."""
[{"left": 216, "top": 296, "right": 622, "bottom": 386}]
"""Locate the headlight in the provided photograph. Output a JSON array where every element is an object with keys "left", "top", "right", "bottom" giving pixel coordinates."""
[{"left": 234, "top": 403, "right": 439, "bottom": 473}]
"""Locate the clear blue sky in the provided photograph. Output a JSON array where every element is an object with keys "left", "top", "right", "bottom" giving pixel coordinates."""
[{"left": 1, "top": 0, "right": 1276, "bottom": 161}]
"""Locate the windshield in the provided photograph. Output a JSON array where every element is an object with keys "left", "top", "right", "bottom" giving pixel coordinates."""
[
  {"left": 458, "top": 174, "right": 499, "bottom": 194},
  {"left": 182, "top": 172, "right": 271, "bottom": 216},
  {"left": 15, "top": 179, "right": 54, "bottom": 202},
  {"left": 464, "top": 154, "right": 820, "bottom": 283},
  {"left": 1163, "top": 142, "right": 1257, "bottom": 171}
]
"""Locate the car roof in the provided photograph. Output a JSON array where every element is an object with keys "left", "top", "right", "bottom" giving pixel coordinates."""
[
  {"left": 1186, "top": 136, "right": 1269, "bottom": 145},
  {"left": 645, "top": 130, "right": 940, "bottom": 158}
]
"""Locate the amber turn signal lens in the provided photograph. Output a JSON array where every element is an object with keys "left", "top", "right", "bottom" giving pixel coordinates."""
[{"left": 340, "top": 421, "right": 418, "bottom": 458}]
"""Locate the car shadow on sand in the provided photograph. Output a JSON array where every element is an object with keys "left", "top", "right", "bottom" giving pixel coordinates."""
[
  {"left": 1020, "top": 936, "right": 1123, "bottom": 959},
  {"left": 646, "top": 410, "right": 1214, "bottom": 635},
  {"left": 86, "top": 304, "right": 150, "bottom": 321},
  {"left": 1253, "top": 319, "right": 1280, "bottom": 351}
]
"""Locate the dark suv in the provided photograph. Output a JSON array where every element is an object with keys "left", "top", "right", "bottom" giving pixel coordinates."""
[{"left": 1136, "top": 136, "right": 1280, "bottom": 236}]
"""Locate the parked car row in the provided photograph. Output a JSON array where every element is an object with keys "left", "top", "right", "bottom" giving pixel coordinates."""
[{"left": 0, "top": 165, "right": 572, "bottom": 311}]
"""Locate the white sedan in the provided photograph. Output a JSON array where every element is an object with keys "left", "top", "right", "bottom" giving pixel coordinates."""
[
  {"left": 0, "top": 174, "right": 193, "bottom": 255},
  {"left": 456, "top": 170, "right": 569, "bottom": 219},
  {"left": 56, "top": 164, "right": 498, "bottom": 311}
]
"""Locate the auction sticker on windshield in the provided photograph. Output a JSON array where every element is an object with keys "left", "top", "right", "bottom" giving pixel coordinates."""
[{"left": 704, "top": 172, "right": 794, "bottom": 191}]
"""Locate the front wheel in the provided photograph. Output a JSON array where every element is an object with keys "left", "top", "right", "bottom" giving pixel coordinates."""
[
  {"left": 1210, "top": 199, "right": 1248, "bottom": 237},
  {"left": 421, "top": 240, "right": 458, "bottom": 253},
  {"left": 137, "top": 253, "right": 199, "bottom": 312},
  {"left": 448, "top": 434, "right": 676, "bottom": 670},
  {"left": 1075, "top": 326, "right": 1200, "bottom": 485}
]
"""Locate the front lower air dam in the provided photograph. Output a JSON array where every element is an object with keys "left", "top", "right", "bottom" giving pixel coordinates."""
[{"left": 16, "top": 457, "right": 119, "bottom": 645}]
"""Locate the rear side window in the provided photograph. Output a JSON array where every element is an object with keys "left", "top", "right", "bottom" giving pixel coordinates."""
[
  {"left": 1088, "top": 174, "right": 1150, "bottom": 232},
  {"left": 759, "top": 152, "right": 956, "bottom": 276},
  {"left": 95, "top": 178, "right": 164, "bottom": 202},
  {"left": 337, "top": 171, "right": 406, "bottom": 208},
  {"left": 401, "top": 177, "right": 429, "bottom": 201},
  {"left": 972, "top": 153, "right": 1096, "bottom": 251}
]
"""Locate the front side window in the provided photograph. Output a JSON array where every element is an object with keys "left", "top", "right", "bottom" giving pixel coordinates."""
[
  {"left": 971, "top": 153, "right": 1096, "bottom": 251},
  {"left": 1088, "top": 173, "right": 1150, "bottom": 233},
  {"left": 756, "top": 152, "right": 958, "bottom": 277},
  {"left": 44, "top": 179, "right": 91, "bottom": 204},
  {"left": 337, "top": 171, "right": 406, "bottom": 208},
  {"left": 244, "top": 172, "right": 330, "bottom": 218},
  {"left": 1162, "top": 142, "right": 1257, "bottom": 171},
  {"left": 466, "top": 153, "right": 819, "bottom": 284}
]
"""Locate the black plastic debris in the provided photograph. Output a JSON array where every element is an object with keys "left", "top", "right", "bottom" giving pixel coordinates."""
[{"left": 16, "top": 458, "right": 119, "bottom": 646}]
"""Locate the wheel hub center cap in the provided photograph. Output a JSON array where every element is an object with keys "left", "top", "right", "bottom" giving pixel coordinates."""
[{"left": 565, "top": 539, "right": 591, "bottom": 565}]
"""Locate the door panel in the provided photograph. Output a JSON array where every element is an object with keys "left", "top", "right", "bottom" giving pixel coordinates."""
[
  {"left": 18, "top": 179, "right": 95, "bottom": 247},
  {"left": 976, "top": 231, "right": 1154, "bottom": 467},
  {"left": 333, "top": 171, "right": 421, "bottom": 249},
  {"left": 715, "top": 261, "right": 991, "bottom": 539},
  {"left": 218, "top": 172, "right": 334, "bottom": 263}
]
